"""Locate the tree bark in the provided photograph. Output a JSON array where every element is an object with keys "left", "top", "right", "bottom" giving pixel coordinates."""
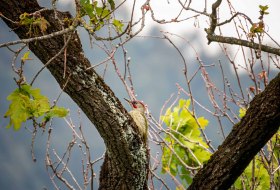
[
  {"left": 0, "top": 1, "right": 147, "bottom": 189},
  {"left": 188, "top": 73, "right": 280, "bottom": 190}
]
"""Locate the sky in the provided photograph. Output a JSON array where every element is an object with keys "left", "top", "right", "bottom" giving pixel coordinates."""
[{"left": 0, "top": 0, "right": 279, "bottom": 189}]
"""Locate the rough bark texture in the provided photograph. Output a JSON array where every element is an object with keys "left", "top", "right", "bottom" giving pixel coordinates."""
[
  {"left": 0, "top": 1, "right": 147, "bottom": 189},
  {"left": 188, "top": 73, "right": 280, "bottom": 190}
]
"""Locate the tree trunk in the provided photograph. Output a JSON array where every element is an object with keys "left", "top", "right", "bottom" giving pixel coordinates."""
[
  {"left": 188, "top": 73, "right": 280, "bottom": 190},
  {"left": 0, "top": 1, "right": 148, "bottom": 189}
]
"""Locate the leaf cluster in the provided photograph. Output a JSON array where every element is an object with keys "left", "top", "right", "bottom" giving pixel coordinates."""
[
  {"left": 161, "top": 99, "right": 211, "bottom": 186},
  {"left": 232, "top": 107, "right": 279, "bottom": 189},
  {"left": 19, "top": 12, "right": 50, "bottom": 36},
  {"left": 80, "top": 0, "right": 123, "bottom": 32},
  {"left": 233, "top": 137, "right": 280, "bottom": 190},
  {"left": 259, "top": 5, "right": 269, "bottom": 16},
  {"left": 161, "top": 100, "right": 280, "bottom": 189},
  {"left": 4, "top": 84, "right": 68, "bottom": 130},
  {"left": 249, "top": 5, "right": 269, "bottom": 37},
  {"left": 234, "top": 158, "right": 270, "bottom": 190}
]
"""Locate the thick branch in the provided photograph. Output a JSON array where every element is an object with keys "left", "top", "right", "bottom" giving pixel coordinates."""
[
  {"left": 208, "top": 0, "right": 222, "bottom": 34},
  {"left": 207, "top": 34, "right": 280, "bottom": 56},
  {"left": 188, "top": 73, "right": 280, "bottom": 189},
  {"left": 0, "top": 1, "right": 147, "bottom": 189},
  {"left": 206, "top": 0, "right": 280, "bottom": 56}
]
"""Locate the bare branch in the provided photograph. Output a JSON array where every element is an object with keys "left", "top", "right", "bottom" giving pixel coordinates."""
[
  {"left": 0, "top": 27, "right": 75, "bottom": 48},
  {"left": 207, "top": 34, "right": 280, "bottom": 56},
  {"left": 207, "top": 0, "right": 222, "bottom": 35}
]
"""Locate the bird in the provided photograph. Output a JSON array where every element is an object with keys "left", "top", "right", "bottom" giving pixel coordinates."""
[{"left": 124, "top": 98, "right": 148, "bottom": 143}]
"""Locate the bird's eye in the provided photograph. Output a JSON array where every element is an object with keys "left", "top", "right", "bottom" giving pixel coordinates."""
[{"left": 131, "top": 101, "right": 138, "bottom": 108}]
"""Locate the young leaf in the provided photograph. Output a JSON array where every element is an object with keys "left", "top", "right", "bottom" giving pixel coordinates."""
[
  {"left": 259, "top": 5, "right": 269, "bottom": 11},
  {"left": 259, "top": 5, "right": 269, "bottom": 15},
  {"left": 108, "top": 0, "right": 115, "bottom": 10},
  {"left": 234, "top": 157, "right": 270, "bottom": 189},
  {"left": 4, "top": 84, "right": 68, "bottom": 131},
  {"left": 43, "top": 106, "right": 69, "bottom": 122},
  {"left": 239, "top": 107, "right": 246, "bottom": 118},
  {"left": 5, "top": 87, "right": 34, "bottom": 130},
  {"left": 36, "top": 17, "right": 50, "bottom": 33},
  {"left": 19, "top": 12, "right": 34, "bottom": 25},
  {"left": 113, "top": 19, "right": 124, "bottom": 33},
  {"left": 161, "top": 99, "right": 211, "bottom": 185},
  {"left": 197, "top": 117, "right": 208, "bottom": 129},
  {"left": 21, "top": 51, "right": 31, "bottom": 61},
  {"left": 96, "top": 7, "right": 110, "bottom": 20}
]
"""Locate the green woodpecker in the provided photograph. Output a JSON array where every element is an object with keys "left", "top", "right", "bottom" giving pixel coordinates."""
[{"left": 125, "top": 98, "right": 148, "bottom": 143}]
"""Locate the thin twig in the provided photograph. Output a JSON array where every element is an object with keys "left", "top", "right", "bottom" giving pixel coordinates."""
[{"left": 0, "top": 27, "right": 75, "bottom": 48}]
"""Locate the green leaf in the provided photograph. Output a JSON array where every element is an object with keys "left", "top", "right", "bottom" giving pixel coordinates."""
[
  {"left": 239, "top": 107, "right": 246, "bottom": 118},
  {"left": 21, "top": 51, "right": 31, "bottom": 61},
  {"left": 161, "top": 98, "right": 211, "bottom": 185},
  {"left": 43, "top": 106, "right": 68, "bottom": 122},
  {"left": 193, "top": 147, "right": 211, "bottom": 163},
  {"left": 113, "top": 19, "right": 124, "bottom": 33},
  {"left": 259, "top": 5, "right": 268, "bottom": 11},
  {"left": 4, "top": 84, "right": 68, "bottom": 130},
  {"left": 96, "top": 7, "right": 110, "bottom": 19},
  {"left": 179, "top": 99, "right": 190, "bottom": 109},
  {"left": 50, "top": 106, "right": 68, "bottom": 117},
  {"left": 259, "top": 5, "right": 269, "bottom": 15},
  {"left": 80, "top": 0, "right": 112, "bottom": 32},
  {"left": 5, "top": 86, "right": 34, "bottom": 130},
  {"left": 234, "top": 157, "right": 270, "bottom": 189},
  {"left": 19, "top": 12, "right": 34, "bottom": 25},
  {"left": 108, "top": 0, "right": 115, "bottom": 10},
  {"left": 80, "top": 0, "right": 95, "bottom": 18},
  {"left": 180, "top": 167, "right": 192, "bottom": 185},
  {"left": 4, "top": 95, "right": 30, "bottom": 130},
  {"left": 197, "top": 117, "right": 208, "bottom": 129}
]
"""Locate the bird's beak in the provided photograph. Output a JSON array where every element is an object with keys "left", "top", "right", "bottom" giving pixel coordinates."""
[
  {"left": 124, "top": 98, "right": 130, "bottom": 102},
  {"left": 124, "top": 98, "right": 131, "bottom": 103},
  {"left": 124, "top": 98, "right": 132, "bottom": 106}
]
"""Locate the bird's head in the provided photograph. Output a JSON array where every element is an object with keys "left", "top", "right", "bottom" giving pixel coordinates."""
[{"left": 124, "top": 98, "right": 146, "bottom": 113}]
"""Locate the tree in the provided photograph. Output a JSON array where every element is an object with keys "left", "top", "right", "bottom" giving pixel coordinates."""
[{"left": 0, "top": 0, "right": 279, "bottom": 189}]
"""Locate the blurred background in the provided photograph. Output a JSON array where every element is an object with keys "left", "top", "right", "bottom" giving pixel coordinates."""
[{"left": 0, "top": 0, "right": 279, "bottom": 189}]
